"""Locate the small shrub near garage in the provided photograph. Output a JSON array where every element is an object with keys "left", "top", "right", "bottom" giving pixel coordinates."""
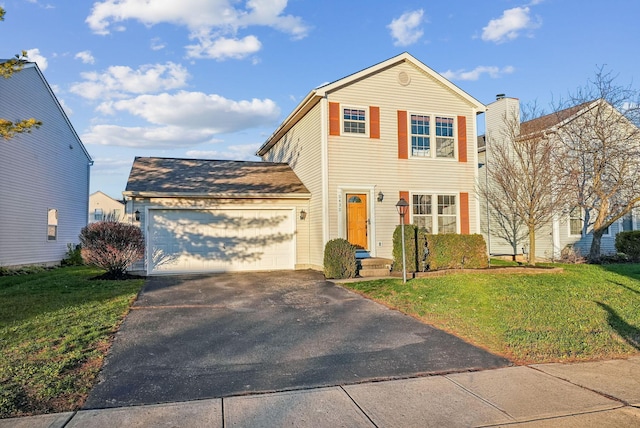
[
  {"left": 79, "top": 221, "right": 145, "bottom": 279},
  {"left": 323, "top": 238, "right": 357, "bottom": 279},
  {"left": 425, "top": 234, "right": 488, "bottom": 270},
  {"left": 392, "top": 224, "right": 428, "bottom": 273},
  {"left": 615, "top": 230, "right": 640, "bottom": 262}
]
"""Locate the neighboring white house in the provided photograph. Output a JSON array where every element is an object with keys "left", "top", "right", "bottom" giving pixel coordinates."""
[
  {"left": 89, "top": 191, "right": 125, "bottom": 223},
  {"left": 0, "top": 62, "right": 92, "bottom": 268},
  {"left": 481, "top": 95, "right": 639, "bottom": 260}
]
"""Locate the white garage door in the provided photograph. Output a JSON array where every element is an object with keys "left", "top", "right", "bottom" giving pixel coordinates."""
[{"left": 148, "top": 208, "right": 295, "bottom": 274}]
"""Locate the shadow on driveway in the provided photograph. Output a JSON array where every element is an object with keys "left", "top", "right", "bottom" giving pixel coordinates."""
[{"left": 84, "top": 270, "right": 510, "bottom": 409}]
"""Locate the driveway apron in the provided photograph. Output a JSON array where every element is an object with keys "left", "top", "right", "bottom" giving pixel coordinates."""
[{"left": 84, "top": 271, "right": 510, "bottom": 409}]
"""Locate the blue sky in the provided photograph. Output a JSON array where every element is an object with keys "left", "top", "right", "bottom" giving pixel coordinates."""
[{"left": 3, "top": 0, "right": 639, "bottom": 199}]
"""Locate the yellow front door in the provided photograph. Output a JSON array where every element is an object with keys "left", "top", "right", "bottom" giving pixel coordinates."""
[{"left": 346, "top": 193, "right": 368, "bottom": 249}]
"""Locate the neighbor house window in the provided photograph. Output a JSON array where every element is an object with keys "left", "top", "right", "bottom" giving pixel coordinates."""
[
  {"left": 47, "top": 208, "right": 58, "bottom": 241},
  {"left": 412, "top": 193, "right": 457, "bottom": 234},
  {"left": 411, "top": 114, "right": 430, "bottom": 157},
  {"left": 410, "top": 114, "right": 455, "bottom": 159},
  {"left": 94, "top": 208, "right": 103, "bottom": 221},
  {"left": 569, "top": 207, "right": 583, "bottom": 236},
  {"left": 343, "top": 107, "right": 366, "bottom": 134}
]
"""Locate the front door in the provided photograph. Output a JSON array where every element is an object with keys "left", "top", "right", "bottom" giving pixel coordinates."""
[{"left": 346, "top": 193, "right": 368, "bottom": 249}]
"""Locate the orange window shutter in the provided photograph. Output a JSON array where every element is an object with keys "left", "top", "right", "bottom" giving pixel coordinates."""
[
  {"left": 329, "top": 102, "right": 340, "bottom": 136},
  {"left": 460, "top": 192, "right": 470, "bottom": 234},
  {"left": 370, "top": 106, "right": 380, "bottom": 139},
  {"left": 457, "top": 116, "right": 467, "bottom": 162},
  {"left": 398, "top": 110, "right": 408, "bottom": 159}
]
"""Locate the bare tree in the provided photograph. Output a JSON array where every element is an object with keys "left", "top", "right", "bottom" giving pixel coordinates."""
[
  {"left": 553, "top": 68, "right": 640, "bottom": 261},
  {"left": 484, "top": 103, "right": 559, "bottom": 265}
]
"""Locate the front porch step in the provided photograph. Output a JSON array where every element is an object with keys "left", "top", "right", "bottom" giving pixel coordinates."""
[
  {"left": 359, "top": 268, "right": 391, "bottom": 277},
  {"left": 358, "top": 257, "right": 392, "bottom": 277}
]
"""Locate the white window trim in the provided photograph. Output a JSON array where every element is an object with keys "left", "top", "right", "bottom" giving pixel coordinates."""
[
  {"left": 408, "top": 112, "right": 458, "bottom": 160},
  {"left": 341, "top": 105, "right": 369, "bottom": 137},
  {"left": 568, "top": 207, "right": 611, "bottom": 237},
  {"left": 409, "top": 191, "right": 460, "bottom": 234}
]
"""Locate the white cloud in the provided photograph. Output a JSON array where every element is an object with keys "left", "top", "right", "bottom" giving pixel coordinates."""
[
  {"left": 75, "top": 50, "right": 95, "bottom": 64},
  {"left": 186, "top": 35, "right": 261, "bottom": 60},
  {"left": 186, "top": 144, "right": 260, "bottom": 161},
  {"left": 441, "top": 65, "right": 515, "bottom": 81},
  {"left": 86, "top": 0, "right": 309, "bottom": 59},
  {"left": 69, "top": 62, "right": 189, "bottom": 100},
  {"left": 481, "top": 7, "right": 541, "bottom": 43},
  {"left": 91, "top": 157, "right": 136, "bottom": 174},
  {"left": 100, "top": 91, "right": 280, "bottom": 133},
  {"left": 82, "top": 124, "right": 223, "bottom": 148},
  {"left": 26, "top": 48, "right": 48, "bottom": 71},
  {"left": 150, "top": 37, "right": 165, "bottom": 51},
  {"left": 388, "top": 9, "right": 425, "bottom": 47},
  {"left": 83, "top": 91, "right": 280, "bottom": 148}
]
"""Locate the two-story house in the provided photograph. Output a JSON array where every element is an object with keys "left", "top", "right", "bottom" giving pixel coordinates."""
[
  {"left": 89, "top": 191, "right": 126, "bottom": 223},
  {"left": 0, "top": 62, "right": 92, "bottom": 268},
  {"left": 125, "top": 53, "right": 485, "bottom": 275}
]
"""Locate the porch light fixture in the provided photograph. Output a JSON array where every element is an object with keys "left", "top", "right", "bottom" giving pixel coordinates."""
[
  {"left": 134, "top": 210, "right": 141, "bottom": 222},
  {"left": 395, "top": 198, "right": 409, "bottom": 283},
  {"left": 300, "top": 209, "right": 307, "bottom": 220},
  {"left": 377, "top": 191, "right": 384, "bottom": 202}
]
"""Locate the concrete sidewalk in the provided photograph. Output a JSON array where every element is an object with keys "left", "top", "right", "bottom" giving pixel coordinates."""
[{"left": 3, "top": 357, "right": 639, "bottom": 427}]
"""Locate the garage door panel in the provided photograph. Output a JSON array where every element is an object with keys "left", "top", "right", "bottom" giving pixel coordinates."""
[{"left": 149, "top": 208, "right": 295, "bottom": 274}]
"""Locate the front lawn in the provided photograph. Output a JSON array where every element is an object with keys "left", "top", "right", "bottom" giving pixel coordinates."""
[
  {"left": 0, "top": 266, "right": 144, "bottom": 418},
  {"left": 344, "top": 263, "right": 640, "bottom": 364}
]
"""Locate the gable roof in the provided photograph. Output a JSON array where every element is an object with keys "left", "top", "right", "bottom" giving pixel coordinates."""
[
  {"left": 90, "top": 190, "right": 125, "bottom": 205},
  {"left": 123, "top": 157, "right": 310, "bottom": 199},
  {"left": 520, "top": 101, "right": 593, "bottom": 136},
  {"left": 0, "top": 62, "right": 92, "bottom": 163},
  {"left": 256, "top": 52, "right": 485, "bottom": 156}
]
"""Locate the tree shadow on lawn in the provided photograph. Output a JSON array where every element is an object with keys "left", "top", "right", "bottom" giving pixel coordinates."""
[{"left": 595, "top": 301, "right": 640, "bottom": 351}]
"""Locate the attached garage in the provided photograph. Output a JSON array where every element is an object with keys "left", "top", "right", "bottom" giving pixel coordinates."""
[
  {"left": 148, "top": 207, "right": 295, "bottom": 274},
  {"left": 123, "top": 157, "right": 310, "bottom": 275}
]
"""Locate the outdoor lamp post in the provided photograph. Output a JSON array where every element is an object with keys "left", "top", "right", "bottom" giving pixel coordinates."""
[{"left": 395, "top": 198, "right": 409, "bottom": 283}]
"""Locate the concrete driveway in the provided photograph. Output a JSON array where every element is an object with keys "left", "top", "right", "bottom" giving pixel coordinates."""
[{"left": 84, "top": 270, "right": 510, "bottom": 409}]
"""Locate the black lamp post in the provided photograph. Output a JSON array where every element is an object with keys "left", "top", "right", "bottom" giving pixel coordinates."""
[{"left": 395, "top": 198, "right": 409, "bottom": 283}]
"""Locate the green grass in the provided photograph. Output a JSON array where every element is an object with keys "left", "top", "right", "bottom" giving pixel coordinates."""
[
  {"left": 0, "top": 266, "right": 144, "bottom": 418},
  {"left": 344, "top": 263, "right": 640, "bottom": 364}
]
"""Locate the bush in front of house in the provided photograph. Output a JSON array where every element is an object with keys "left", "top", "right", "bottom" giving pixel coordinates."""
[
  {"left": 615, "top": 230, "right": 640, "bottom": 262},
  {"left": 323, "top": 238, "right": 357, "bottom": 279},
  {"left": 79, "top": 222, "right": 144, "bottom": 279},
  {"left": 392, "top": 224, "right": 428, "bottom": 272},
  {"left": 61, "top": 243, "right": 84, "bottom": 266},
  {"left": 425, "top": 234, "right": 488, "bottom": 270}
]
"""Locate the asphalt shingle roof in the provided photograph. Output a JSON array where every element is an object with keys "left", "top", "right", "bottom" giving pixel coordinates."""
[{"left": 125, "top": 157, "right": 309, "bottom": 196}]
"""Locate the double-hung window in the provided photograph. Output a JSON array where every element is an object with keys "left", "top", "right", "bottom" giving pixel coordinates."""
[
  {"left": 569, "top": 207, "right": 583, "bottom": 236},
  {"left": 410, "top": 114, "right": 455, "bottom": 159},
  {"left": 435, "top": 117, "right": 455, "bottom": 158},
  {"left": 412, "top": 194, "right": 457, "bottom": 234},
  {"left": 411, "top": 114, "right": 430, "bottom": 157},
  {"left": 47, "top": 208, "right": 58, "bottom": 241},
  {"left": 94, "top": 208, "right": 104, "bottom": 221},
  {"left": 343, "top": 107, "right": 366, "bottom": 134}
]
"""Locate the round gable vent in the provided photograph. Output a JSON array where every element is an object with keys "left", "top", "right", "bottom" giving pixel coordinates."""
[{"left": 398, "top": 71, "right": 411, "bottom": 86}]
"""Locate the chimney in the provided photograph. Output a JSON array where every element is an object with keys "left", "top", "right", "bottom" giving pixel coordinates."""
[{"left": 496, "top": 93, "right": 506, "bottom": 100}]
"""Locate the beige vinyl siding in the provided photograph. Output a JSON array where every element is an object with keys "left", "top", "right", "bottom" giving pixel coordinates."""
[
  {"left": 260, "top": 102, "right": 324, "bottom": 268},
  {"left": 89, "top": 191, "right": 125, "bottom": 223},
  {"left": 128, "top": 196, "right": 310, "bottom": 274},
  {"left": 0, "top": 66, "right": 91, "bottom": 267},
  {"left": 325, "top": 62, "right": 479, "bottom": 259}
]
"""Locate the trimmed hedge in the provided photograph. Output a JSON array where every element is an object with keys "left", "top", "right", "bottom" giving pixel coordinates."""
[
  {"left": 425, "top": 234, "right": 488, "bottom": 270},
  {"left": 615, "top": 230, "right": 640, "bottom": 262},
  {"left": 392, "top": 224, "right": 428, "bottom": 272},
  {"left": 323, "top": 238, "right": 357, "bottom": 279}
]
